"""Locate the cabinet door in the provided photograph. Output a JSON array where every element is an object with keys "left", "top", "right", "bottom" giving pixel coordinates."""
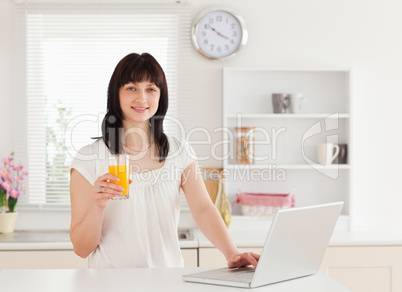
[
  {"left": 0, "top": 250, "right": 88, "bottom": 269},
  {"left": 320, "top": 246, "right": 402, "bottom": 292},
  {"left": 199, "top": 247, "right": 262, "bottom": 267},
  {"left": 181, "top": 248, "right": 198, "bottom": 267}
]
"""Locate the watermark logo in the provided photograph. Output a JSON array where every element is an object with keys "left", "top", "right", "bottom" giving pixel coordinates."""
[
  {"left": 63, "top": 112, "right": 342, "bottom": 182},
  {"left": 302, "top": 113, "right": 340, "bottom": 179}
]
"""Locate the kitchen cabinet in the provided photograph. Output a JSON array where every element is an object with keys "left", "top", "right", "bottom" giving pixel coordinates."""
[
  {"left": 320, "top": 246, "right": 402, "bottom": 292},
  {"left": 222, "top": 68, "right": 351, "bottom": 226},
  {"left": 181, "top": 248, "right": 198, "bottom": 267},
  {"left": 198, "top": 247, "right": 263, "bottom": 267}
]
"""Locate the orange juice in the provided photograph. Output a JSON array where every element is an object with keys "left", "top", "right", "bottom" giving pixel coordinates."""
[{"left": 108, "top": 165, "right": 129, "bottom": 195}]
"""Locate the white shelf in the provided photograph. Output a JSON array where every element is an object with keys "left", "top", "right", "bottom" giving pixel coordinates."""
[
  {"left": 227, "top": 113, "right": 350, "bottom": 119},
  {"left": 222, "top": 67, "right": 351, "bottom": 224},
  {"left": 224, "top": 67, "right": 351, "bottom": 72},
  {"left": 225, "top": 164, "right": 350, "bottom": 170}
]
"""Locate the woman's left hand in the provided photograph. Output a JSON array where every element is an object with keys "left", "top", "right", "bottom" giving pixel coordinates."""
[{"left": 227, "top": 252, "right": 260, "bottom": 269}]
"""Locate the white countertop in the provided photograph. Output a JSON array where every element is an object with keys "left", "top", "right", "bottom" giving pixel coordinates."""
[
  {"left": 1, "top": 215, "right": 402, "bottom": 250},
  {"left": 0, "top": 268, "right": 350, "bottom": 292},
  {"left": 0, "top": 229, "right": 199, "bottom": 250},
  {"left": 196, "top": 229, "right": 402, "bottom": 248},
  {"left": 195, "top": 216, "right": 402, "bottom": 248},
  {"left": 0, "top": 230, "right": 73, "bottom": 250}
]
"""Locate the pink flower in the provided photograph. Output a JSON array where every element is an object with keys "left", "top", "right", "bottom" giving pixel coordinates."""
[
  {"left": 16, "top": 166, "right": 23, "bottom": 172},
  {"left": 2, "top": 158, "right": 12, "bottom": 165},
  {"left": 14, "top": 176, "right": 23, "bottom": 182},
  {"left": 8, "top": 188, "right": 20, "bottom": 199},
  {"left": 0, "top": 169, "right": 9, "bottom": 178},
  {"left": 22, "top": 171, "right": 28, "bottom": 176},
  {"left": 1, "top": 181, "right": 10, "bottom": 191}
]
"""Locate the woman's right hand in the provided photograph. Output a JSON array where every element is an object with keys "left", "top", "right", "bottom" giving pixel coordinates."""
[{"left": 93, "top": 173, "right": 124, "bottom": 209}]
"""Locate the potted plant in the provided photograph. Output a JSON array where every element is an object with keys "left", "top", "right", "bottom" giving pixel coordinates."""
[{"left": 0, "top": 153, "right": 27, "bottom": 233}]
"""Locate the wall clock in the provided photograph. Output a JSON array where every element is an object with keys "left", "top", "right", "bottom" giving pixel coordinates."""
[{"left": 191, "top": 7, "right": 248, "bottom": 61}]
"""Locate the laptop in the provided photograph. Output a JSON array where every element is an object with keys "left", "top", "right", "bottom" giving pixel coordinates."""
[{"left": 183, "top": 201, "right": 344, "bottom": 288}]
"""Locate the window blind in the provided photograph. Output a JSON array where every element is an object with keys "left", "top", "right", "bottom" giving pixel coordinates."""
[{"left": 13, "top": 3, "right": 191, "bottom": 207}]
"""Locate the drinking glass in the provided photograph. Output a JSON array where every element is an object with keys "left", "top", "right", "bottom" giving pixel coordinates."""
[{"left": 108, "top": 154, "right": 129, "bottom": 200}]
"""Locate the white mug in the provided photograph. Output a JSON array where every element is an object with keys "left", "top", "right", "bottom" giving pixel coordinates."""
[
  {"left": 317, "top": 143, "right": 340, "bottom": 165},
  {"left": 289, "top": 93, "right": 306, "bottom": 113}
]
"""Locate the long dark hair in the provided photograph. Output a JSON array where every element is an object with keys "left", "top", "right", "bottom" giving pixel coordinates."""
[{"left": 101, "top": 53, "right": 169, "bottom": 162}]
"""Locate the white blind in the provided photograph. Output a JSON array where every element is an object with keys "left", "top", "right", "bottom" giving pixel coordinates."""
[{"left": 13, "top": 3, "right": 191, "bottom": 206}]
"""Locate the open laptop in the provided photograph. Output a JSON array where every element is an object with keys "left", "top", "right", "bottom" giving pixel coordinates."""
[{"left": 183, "top": 201, "right": 344, "bottom": 288}]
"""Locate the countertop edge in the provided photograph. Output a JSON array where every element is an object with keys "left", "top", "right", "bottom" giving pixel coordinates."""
[
  {"left": 195, "top": 229, "right": 402, "bottom": 248},
  {"left": 0, "top": 240, "right": 199, "bottom": 250},
  {"left": 2, "top": 229, "right": 402, "bottom": 251},
  {"left": 0, "top": 242, "right": 74, "bottom": 250}
]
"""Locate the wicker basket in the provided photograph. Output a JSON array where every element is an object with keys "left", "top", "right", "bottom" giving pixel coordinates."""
[{"left": 233, "top": 191, "right": 295, "bottom": 217}]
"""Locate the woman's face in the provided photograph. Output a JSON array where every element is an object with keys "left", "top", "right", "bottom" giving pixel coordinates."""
[{"left": 119, "top": 80, "right": 160, "bottom": 125}]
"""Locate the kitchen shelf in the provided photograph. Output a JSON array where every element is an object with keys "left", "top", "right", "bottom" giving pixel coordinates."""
[
  {"left": 222, "top": 67, "right": 351, "bottom": 228},
  {"left": 224, "top": 164, "right": 350, "bottom": 170},
  {"left": 227, "top": 113, "right": 350, "bottom": 119}
]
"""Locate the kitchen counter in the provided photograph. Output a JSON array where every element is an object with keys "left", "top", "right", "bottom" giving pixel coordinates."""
[
  {"left": 0, "top": 229, "right": 199, "bottom": 250},
  {"left": 0, "top": 268, "right": 350, "bottom": 292},
  {"left": 1, "top": 216, "right": 402, "bottom": 250},
  {"left": 196, "top": 229, "right": 402, "bottom": 248},
  {"left": 195, "top": 216, "right": 402, "bottom": 248},
  {"left": 0, "top": 230, "right": 73, "bottom": 250}
]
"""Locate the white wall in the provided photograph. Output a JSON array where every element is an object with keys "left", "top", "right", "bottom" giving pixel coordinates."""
[
  {"left": 0, "top": 0, "right": 14, "bottom": 158},
  {"left": 1, "top": 0, "right": 402, "bottom": 231},
  {"left": 188, "top": 0, "right": 402, "bottom": 232}
]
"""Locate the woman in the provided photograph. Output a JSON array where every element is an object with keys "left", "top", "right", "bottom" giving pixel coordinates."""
[{"left": 70, "top": 53, "right": 259, "bottom": 268}]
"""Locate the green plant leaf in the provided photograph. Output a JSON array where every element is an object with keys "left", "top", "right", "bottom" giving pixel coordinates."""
[
  {"left": 0, "top": 191, "right": 5, "bottom": 208},
  {"left": 8, "top": 197, "right": 17, "bottom": 212}
]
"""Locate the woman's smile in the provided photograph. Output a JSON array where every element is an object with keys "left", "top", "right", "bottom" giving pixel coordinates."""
[{"left": 131, "top": 106, "right": 149, "bottom": 113}]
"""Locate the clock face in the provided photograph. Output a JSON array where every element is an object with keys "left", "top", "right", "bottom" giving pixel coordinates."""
[{"left": 193, "top": 9, "right": 247, "bottom": 60}]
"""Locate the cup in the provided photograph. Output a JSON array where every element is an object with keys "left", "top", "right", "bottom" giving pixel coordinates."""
[
  {"left": 272, "top": 93, "right": 290, "bottom": 113},
  {"left": 288, "top": 93, "right": 306, "bottom": 113},
  {"left": 334, "top": 144, "right": 348, "bottom": 164},
  {"left": 317, "top": 143, "right": 340, "bottom": 165},
  {"left": 108, "top": 154, "right": 130, "bottom": 200}
]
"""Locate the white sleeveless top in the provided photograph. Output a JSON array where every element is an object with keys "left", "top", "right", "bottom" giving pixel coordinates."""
[{"left": 70, "top": 136, "right": 196, "bottom": 268}]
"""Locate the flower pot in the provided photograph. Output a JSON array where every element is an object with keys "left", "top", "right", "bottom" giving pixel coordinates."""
[{"left": 0, "top": 212, "right": 18, "bottom": 234}]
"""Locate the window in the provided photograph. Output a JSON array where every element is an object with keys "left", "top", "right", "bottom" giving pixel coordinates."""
[{"left": 13, "top": 3, "right": 191, "bottom": 206}]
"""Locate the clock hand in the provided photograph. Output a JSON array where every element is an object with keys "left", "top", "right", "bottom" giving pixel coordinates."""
[{"left": 209, "top": 26, "right": 230, "bottom": 40}]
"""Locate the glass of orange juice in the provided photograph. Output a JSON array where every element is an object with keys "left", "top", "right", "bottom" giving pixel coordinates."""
[{"left": 108, "top": 154, "right": 129, "bottom": 200}]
